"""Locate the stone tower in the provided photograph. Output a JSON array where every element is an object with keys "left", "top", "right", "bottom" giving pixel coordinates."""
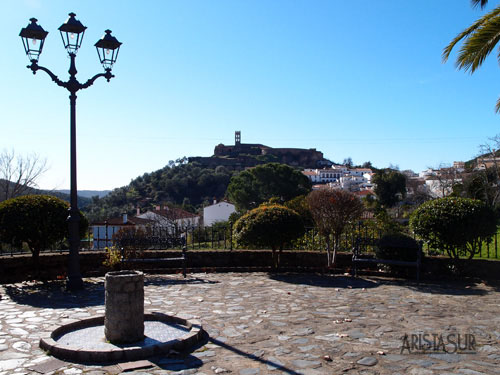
[{"left": 235, "top": 131, "right": 241, "bottom": 146}]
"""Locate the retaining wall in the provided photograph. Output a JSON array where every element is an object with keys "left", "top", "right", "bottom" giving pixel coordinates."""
[{"left": 0, "top": 250, "right": 498, "bottom": 284}]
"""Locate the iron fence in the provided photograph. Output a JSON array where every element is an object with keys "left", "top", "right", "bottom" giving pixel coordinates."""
[{"left": 1, "top": 222, "right": 499, "bottom": 259}]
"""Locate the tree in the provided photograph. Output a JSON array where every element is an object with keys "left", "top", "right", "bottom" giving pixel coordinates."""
[
  {"left": 227, "top": 163, "right": 311, "bottom": 211},
  {"left": 405, "top": 176, "right": 432, "bottom": 205},
  {"left": 343, "top": 157, "right": 353, "bottom": 168},
  {"left": 410, "top": 197, "right": 496, "bottom": 260},
  {"left": 0, "top": 149, "right": 48, "bottom": 202},
  {"left": 233, "top": 204, "right": 304, "bottom": 268},
  {"left": 284, "top": 195, "right": 314, "bottom": 227},
  {"left": 0, "top": 195, "right": 88, "bottom": 275},
  {"left": 460, "top": 168, "right": 500, "bottom": 211},
  {"left": 307, "top": 189, "right": 365, "bottom": 268},
  {"left": 425, "top": 164, "right": 463, "bottom": 198},
  {"left": 443, "top": 0, "right": 500, "bottom": 112},
  {"left": 465, "top": 135, "right": 500, "bottom": 210},
  {"left": 447, "top": 135, "right": 500, "bottom": 216},
  {"left": 113, "top": 226, "right": 151, "bottom": 256},
  {"left": 84, "top": 161, "right": 235, "bottom": 222},
  {"left": 373, "top": 169, "right": 407, "bottom": 208}
]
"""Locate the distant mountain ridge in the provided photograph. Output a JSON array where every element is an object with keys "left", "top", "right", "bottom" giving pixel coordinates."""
[
  {"left": 0, "top": 179, "right": 94, "bottom": 208},
  {"left": 54, "top": 190, "right": 110, "bottom": 199}
]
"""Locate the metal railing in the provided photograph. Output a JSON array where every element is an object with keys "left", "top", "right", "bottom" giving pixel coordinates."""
[{"left": 1, "top": 223, "right": 499, "bottom": 259}]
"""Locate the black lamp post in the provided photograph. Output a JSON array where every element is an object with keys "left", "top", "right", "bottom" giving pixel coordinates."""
[{"left": 19, "top": 13, "right": 122, "bottom": 290}]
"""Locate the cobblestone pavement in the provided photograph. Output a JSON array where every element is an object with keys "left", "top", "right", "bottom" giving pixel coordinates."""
[{"left": 0, "top": 272, "right": 499, "bottom": 374}]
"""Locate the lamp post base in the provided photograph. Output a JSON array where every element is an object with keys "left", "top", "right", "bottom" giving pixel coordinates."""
[{"left": 67, "top": 276, "right": 84, "bottom": 291}]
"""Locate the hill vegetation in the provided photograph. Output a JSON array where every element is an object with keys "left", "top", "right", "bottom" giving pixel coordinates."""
[{"left": 83, "top": 159, "right": 236, "bottom": 222}]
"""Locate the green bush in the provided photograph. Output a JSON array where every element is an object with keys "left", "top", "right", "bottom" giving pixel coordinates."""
[
  {"left": 375, "top": 233, "right": 420, "bottom": 262},
  {"left": 410, "top": 197, "right": 496, "bottom": 260},
  {"left": 0, "top": 195, "right": 88, "bottom": 274},
  {"left": 233, "top": 204, "right": 304, "bottom": 268}
]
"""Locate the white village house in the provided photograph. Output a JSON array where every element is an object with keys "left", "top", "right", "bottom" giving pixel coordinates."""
[
  {"left": 91, "top": 206, "right": 200, "bottom": 249},
  {"left": 137, "top": 205, "right": 200, "bottom": 231},
  {"left": 304, "top": 166, "right": 374, "bottom": 193},
  {"left": 203, "top": 200, "right": 236, "bottom": 227},
  {"left": 91, "top": 214, "right": 153, "bottom": 249}
]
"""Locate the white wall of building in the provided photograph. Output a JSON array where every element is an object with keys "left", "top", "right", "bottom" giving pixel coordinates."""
[
  {"left": 304, "top": 167, "right": 374, "bottom": 192},
  {"left": 92, "top": 225, "right": 122, "bottom": 249},
  {"left": 137, "top": 211, "right": 199, "bottom": 230},
  {"left": 424, "top": 179, "right": 462, "bottom": 198},
  {"left": 204, "top": 202, "right": 236, "bottom": 226},
  {"left": 137, "top": 212, "right": 174, "bottom": 228}
]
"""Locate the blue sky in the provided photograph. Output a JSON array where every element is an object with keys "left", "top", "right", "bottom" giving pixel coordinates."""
[{"left": 1, "top": 0, "right": 500, "bottom": 190}]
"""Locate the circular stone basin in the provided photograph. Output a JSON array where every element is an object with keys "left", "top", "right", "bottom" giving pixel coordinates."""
[{"left": 40, "top": 313, "right": 204, "bottom": 363}]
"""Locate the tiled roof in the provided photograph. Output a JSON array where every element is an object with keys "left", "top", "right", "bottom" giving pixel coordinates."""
[
  {"left": 312, "top": 184, "right": 331, "bottom": 190},
  {"left": 302, "top": 171, "right": 318, "bottom": 176},
  {"left": 91, "top": 216, "right": 154, "bottom": 226},
  {"left": 151, "top": 207, "right": 199, "bottom": 220}
]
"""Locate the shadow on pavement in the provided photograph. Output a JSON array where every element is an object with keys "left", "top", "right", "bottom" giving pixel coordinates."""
[
  {"left": 1, "top": 275, "right": 219, "bottom": 308},
  {"left": 483, "top": 278, "right": 500, "bottom": 293},
  {"left": 149, "top": 331, "right": 207, "bottom": 372},
  {"left": 269, "top": 273, "right": 491, "bottom": 296},
  {"left": 208, "top": 337, "right": 304, "bottom": 375},
  {"left": 152, "top": 329, "right": 307, "bottom": 373},
  {"left": 151, "top": 354, "right": 204, "bottom": 371},
  {"left": 354, "top": 275, "right": 490, "bottom": 296},
  {"left": 144, "top": 275, "right": 220, "bottom": 287},
  {"left": 407, "top": 281, "right": 490, "bottom": 296},
  {"left": 2, "top": 280, "right": 105, "bottom": 308},
  {"left": 269, "top": 273, "right": 379, "bottom": 289}
]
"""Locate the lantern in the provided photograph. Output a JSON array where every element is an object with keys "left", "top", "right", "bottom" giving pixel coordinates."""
[
  {"left": 95, "top": 30, "right": 122, "bottom": 70},
  {"left": 58, "top": 12, "right": 87, "bottom": 55},
  {"left": 19, "top": 18, "right": 48, "bottom": 62}
]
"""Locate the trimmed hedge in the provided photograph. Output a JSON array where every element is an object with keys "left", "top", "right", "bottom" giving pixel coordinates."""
[{"left": 410, "top": 197, "right": 496, "bottom": 260}]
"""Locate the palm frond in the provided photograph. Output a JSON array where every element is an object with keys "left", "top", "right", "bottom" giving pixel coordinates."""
[
  {"left": 442, "top": 5, "right": 500, "bottom": 63},
  {"left": 472, "top": 0, "right": 489, "bottom": 9},
  {"left": 495, "top": 96, "right": 500, "bottom": 113},
  {"left": 456, "top": 16, "right": 500, "bottom": 72}
]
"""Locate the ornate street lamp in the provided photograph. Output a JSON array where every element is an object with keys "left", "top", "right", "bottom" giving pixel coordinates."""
[
  {"left": 58, "top": 12, "right": 86, "bottom": 55},
  {"left": 19, "top": 14, "right": 122, "bottom": 290},
  {"left": 19, "top": 18, "right": 48, "bottom": 62},
  {"left": 95, "top": 30, "right": 122, "bottom": 70}
]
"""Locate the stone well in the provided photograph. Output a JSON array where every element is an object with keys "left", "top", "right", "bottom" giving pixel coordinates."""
[
  {"left": 104, "top": 270, "right": 144, "bottom": 344},
  {"left": 40, "top": 271, "right": 205, "bottom": 363}
]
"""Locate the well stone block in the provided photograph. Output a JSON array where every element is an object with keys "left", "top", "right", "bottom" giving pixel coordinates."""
[{"left": 104, "top": 270, "right": 144, "bottom": 344}]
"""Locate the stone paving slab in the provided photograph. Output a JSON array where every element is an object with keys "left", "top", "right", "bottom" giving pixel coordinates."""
[{"left": 0, "top": 273, "right": 499, "bottom": 374}]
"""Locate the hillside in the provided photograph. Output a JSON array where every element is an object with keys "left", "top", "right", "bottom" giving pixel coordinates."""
[
  {"left": 55, "top": 189, "right": 110, "bottom": 199},
  {"left": 82, "top": 160, "right": 236, "bottom": 222},
  {"left": 464, "top": 149, "right": 500, "bottom": 170},
  {"left": 189, "top": 131, "right": 332, "bottom": 170}
]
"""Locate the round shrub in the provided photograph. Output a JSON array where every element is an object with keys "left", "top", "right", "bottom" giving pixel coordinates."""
[
  {"left": 233, "top": 204, "right": 304, "bottom": 250},
  {"left": 233, "top": 204, "right": 304, "bottom": 268},
  {"left": 0, "top": 195, "right": 88, "bottom": 269},
  {"left": 410, "top": 197, "right": 496, "bottom": 260}
]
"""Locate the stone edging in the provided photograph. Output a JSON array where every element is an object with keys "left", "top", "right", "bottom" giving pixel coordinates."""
[{"left": 39, "top": 312, "right": 204, "bottom": 363}]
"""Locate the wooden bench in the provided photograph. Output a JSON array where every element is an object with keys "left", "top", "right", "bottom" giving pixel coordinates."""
[
  {"left": 352, "top": 237, "right": 422, "bottom": 283},
  {"left": 120, "top": 246, "right": 187, "bottom": 278}
]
